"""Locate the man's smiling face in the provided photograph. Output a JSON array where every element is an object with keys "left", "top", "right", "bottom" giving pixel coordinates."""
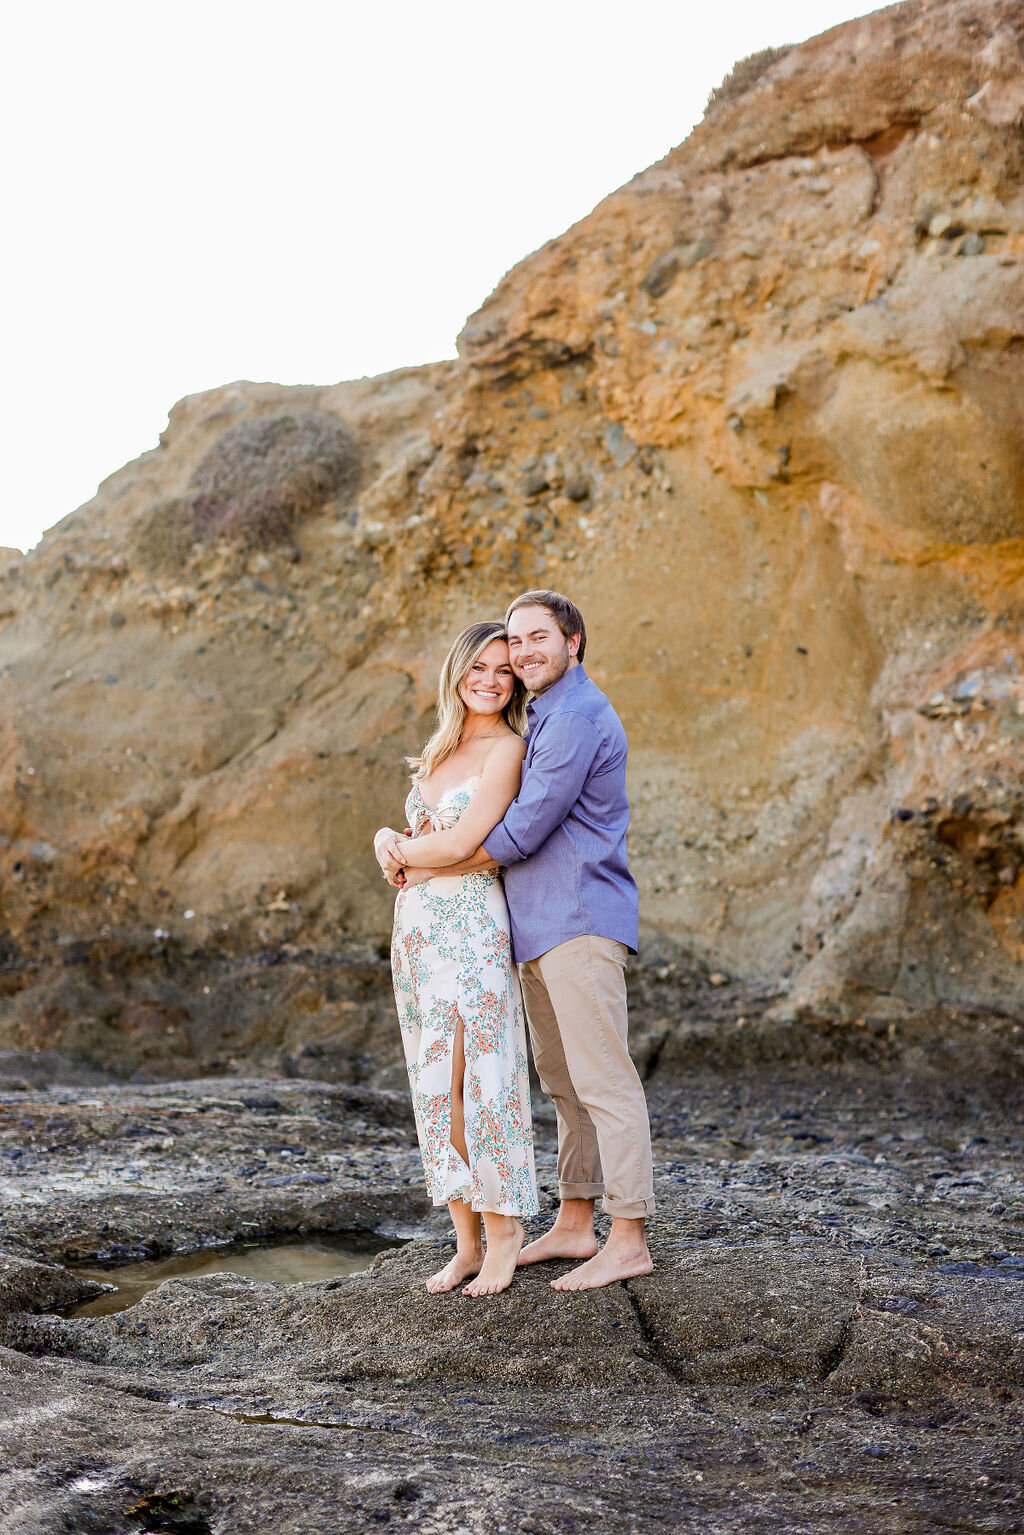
[{"left": 506, "top": 603, "right": 580, "bottom": 695}]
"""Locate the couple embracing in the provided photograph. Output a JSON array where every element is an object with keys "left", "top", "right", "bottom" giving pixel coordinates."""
[{"left": 373, "top": 590, "right": 655, "bottom": 1297}]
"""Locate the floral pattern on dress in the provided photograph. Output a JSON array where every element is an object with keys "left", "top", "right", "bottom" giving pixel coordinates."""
[{"left": 391, "top": 776, "right": 539, "bottom": 1217}]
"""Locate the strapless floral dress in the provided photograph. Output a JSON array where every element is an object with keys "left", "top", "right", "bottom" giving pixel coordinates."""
[{"left": 391, "top": 776, "right": 538, "bottom": 1217}]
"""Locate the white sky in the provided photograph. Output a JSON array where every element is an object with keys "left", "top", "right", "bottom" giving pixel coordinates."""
[{"left": 2, "top": 0, "right": 879, "bottom": 553}]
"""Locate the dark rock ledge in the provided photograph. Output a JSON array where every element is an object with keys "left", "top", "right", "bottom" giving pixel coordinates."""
[{"left": 0, "top": 1065, "right": 1021, "bottom": 1533}]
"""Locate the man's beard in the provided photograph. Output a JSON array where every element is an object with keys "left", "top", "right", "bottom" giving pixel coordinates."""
[{"left": 518, "top": 645, "right": 572, "bottom": 694}]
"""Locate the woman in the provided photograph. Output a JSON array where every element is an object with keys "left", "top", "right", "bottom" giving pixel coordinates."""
[{"left": 373, "top": 621, "right": 538, "bottom": 1297}]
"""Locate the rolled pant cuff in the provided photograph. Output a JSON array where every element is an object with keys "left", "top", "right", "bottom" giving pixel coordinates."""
[
  {"left": 602, "top": 1195, "right": 655, "bottom": 1219},
  {"left": 559, "top": 1181, "right": 605, "bottom": 1201}
]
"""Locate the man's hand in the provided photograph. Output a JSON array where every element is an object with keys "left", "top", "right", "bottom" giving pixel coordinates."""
[{"left": 400, "top": 866, "right": 436, "bottom": 889}]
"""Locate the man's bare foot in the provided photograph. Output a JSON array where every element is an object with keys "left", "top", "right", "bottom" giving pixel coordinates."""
[
  {"left": 463, "top": 1218, "right": 525, "bottom": 1297},
  {"left": 517, "top": 1226, "right": 599, "bottom": 1267},
  {"left": 425, "top": 1245, "right": 482, "bottom": 1294},
  {"left": 551, "top": 1244, "right": 653, "bottom": 1291}
]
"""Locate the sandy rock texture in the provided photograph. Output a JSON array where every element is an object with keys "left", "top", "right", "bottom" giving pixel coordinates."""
[
  {"left": 0, "top": 1065, "right": 1022, "bottom": 1532},
  {"left": 2, "top": 0, "right": 1024, "bottom": 1076}
]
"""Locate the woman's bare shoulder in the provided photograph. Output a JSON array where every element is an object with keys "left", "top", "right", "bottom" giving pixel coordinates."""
[{"left": 485, "top": 731, "right": 528, "bottom": 767}]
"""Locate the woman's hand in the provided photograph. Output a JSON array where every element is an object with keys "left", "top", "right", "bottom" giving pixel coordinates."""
[
  {"left": 374, "top": 827, "right": 409, "bottom": 875},
  {"left": 373, "top": 827, "right": 396, "bottom": 861},
  {"left": 378, "top": 833, "right": 412, "bottom": 872}
]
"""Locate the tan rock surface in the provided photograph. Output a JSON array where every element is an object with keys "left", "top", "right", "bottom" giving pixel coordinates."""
[{"left": 2, "top": 0, "right": 1024, "bottom": 1073}]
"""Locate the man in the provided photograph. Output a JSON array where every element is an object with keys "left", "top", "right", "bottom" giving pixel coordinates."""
[{"left": 485, "top": 590, "right": 654, "bottom": 1290}]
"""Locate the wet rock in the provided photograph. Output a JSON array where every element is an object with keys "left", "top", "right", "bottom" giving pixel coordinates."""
[{"left": 0, "top": 1250, "right": 103, "bottom": 1319}]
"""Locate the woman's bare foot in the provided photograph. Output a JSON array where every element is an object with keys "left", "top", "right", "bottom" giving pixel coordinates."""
[
  {"left": 425, "top": 1245, "right": 482, "bottom": 1293},
  {"left": 463, "top": 1217, "right": 524, "bottom": 1297}
]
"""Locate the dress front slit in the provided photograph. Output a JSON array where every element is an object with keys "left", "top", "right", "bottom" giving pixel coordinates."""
[{"left": 390, "top": 777, "right": 538, "bottom": 1218}]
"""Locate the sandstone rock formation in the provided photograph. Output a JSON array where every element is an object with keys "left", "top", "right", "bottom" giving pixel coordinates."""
[{"left": 2, "top": 0, "right": 1024, "bottom": 1075}]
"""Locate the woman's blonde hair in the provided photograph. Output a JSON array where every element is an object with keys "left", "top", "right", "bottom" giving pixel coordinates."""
[{"left": 410, "top": 621, "right": 527, "bottom": 782}]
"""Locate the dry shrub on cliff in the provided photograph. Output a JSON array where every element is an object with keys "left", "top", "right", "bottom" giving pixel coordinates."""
[
  {"left": 132, "top": 497, "right": 198, "bottom": 571},
  {"left": 704, "top": 46, "right": 792, "bottom": 117},
  {"left": 190, "top": 411, "right": 360, "bottom": 547}
]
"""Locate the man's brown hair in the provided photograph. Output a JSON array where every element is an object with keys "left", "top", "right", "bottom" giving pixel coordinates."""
[{"left": 505, "top": 589, "right": 587, "bottom": 663}]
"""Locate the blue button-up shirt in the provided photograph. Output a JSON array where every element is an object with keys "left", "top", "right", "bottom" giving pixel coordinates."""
[{"left": 483, "top": 664, "right": 639, "bottom": 964}]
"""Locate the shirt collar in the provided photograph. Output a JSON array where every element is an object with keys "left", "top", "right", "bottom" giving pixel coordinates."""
[{"left": 526, "top": 662, "right": 588, "bottom": 721}]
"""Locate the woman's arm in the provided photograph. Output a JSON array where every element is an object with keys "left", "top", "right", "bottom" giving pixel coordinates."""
[
  {"left": 375, "top": 829, "right": 497, "bottom": 881},
  {"left": 396, "top": 849, "right": 499, "bottom": 888},
  {"left": 391, "top": 738, "right": 526, "bottom": 869}
]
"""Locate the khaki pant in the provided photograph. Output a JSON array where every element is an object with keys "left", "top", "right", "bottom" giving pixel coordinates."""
[{"left": 519, "top": 934, "right": 655, "bottom": 1219}]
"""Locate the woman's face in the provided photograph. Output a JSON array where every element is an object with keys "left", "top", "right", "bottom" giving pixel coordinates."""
[{"left": 459, "top": 638, "right": 516, "bottom": 717}]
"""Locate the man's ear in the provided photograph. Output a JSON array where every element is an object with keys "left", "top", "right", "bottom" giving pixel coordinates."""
[{"left": 568, "top": 632, "right": 581, "bottom": 656}]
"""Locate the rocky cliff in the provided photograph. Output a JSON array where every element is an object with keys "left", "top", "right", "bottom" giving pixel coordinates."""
[{"left": 2, "top": 0, "right": 1024, "bottom": 1078}]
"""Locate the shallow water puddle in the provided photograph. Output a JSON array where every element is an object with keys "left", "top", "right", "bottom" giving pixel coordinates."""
[
  {"left": 68, "top": 1234, "right": 401, "bottom": 1317},
  {"left": 209, "top": 1408, "right": 364, "bottom": 1431}
]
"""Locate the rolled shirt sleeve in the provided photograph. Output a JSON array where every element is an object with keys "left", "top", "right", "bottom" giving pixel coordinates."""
[{"left": 483, "top": 711, "right": 600, "bottom": 867}]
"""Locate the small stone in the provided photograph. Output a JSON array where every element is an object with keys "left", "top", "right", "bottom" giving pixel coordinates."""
[
  {"left": 603, "top": 422, "right": 639, "bottom": 469},
  {"left": 956, "top": 232, "right": 986, "bottom": 257},
  {"left": 988, "top": 1201, "right": 1006, "bottom": 1215},
  {"left": 708, "top": 972, "right": 728, "bottom": 987},
  {"left": 641, "top": 248, "right": 681, "bottom": 299}
]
